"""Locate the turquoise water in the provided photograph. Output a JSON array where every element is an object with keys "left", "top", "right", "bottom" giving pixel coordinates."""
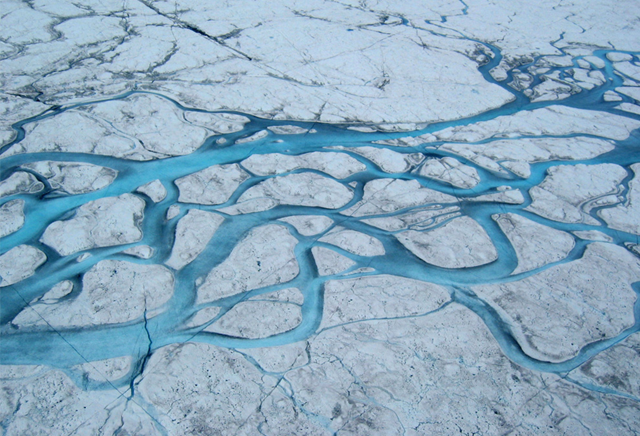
[{"left": 1, "top": 48, "right": 639, "bottom": 390}]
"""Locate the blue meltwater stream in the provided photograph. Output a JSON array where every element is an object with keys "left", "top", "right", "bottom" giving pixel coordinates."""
[{"left": 1, "top": 47, "right": 640, "bottom": 391}]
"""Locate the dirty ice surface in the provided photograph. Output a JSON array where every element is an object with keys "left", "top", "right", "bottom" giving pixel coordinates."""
[{"left": 2, "top": 0, "right": 640, "bottom": 434}]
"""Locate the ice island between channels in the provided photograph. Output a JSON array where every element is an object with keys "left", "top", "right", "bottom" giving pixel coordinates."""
[{"left": 1, "top": 0, "right": 640, "bottom": 434}]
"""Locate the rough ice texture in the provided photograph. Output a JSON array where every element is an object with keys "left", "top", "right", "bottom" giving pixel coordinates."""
[
  {"left": 419, "top": 156, "right": 480, "bottom": 188},
  {"left": 525, "top": 164, "right": 628, "bottom": 225},
  {"left": 528, "top": 77, "right": 576, "bottom": 102},
  {"left": 122, "top": 245, "right": 154, "bottom": 259},
  {"left": 12, "top": 260, "right": 174, "bottom": 328},
  {"left": 136, "top": 179, "right": 167, "bottom": 203},
  {"left": 267, "top": 125, "right": 309, "bottom": 135},
  {"left": 40, "top": 194, "right": 145, "bottom": 256},
  {"left": 494, "top": 213, "right": 575, "bottom": 274},
  {"left": 149, "top": 21, "right": 514, "bottom": 125},
  {"left": 373, "top": 135, "right": 433, "bottom": 147},
  {"left": 197, "top": 224, "right": 299, "bottom": 304},
  {"left": 238, "top": 341, "right": 309, "bottom": 373},
  {"left": 237, "top": 172, "right": 353, "bottom": 209},
  {"left": 21, "top": 161, "right": 117, "bottom": 195},
  {"left": 363, "top": 206, "right": 461, "bottom": 231},
  {"left": 466, "top": 188, "right": 524, "bottom": 204},
  {"left": 333, "top": 146, "right": 424, "bottom": 173},
  {"left": 205, "top": 300, "right": 302, "bottom": 338},
  {"left": 219, "top": 198, "right": 280, "bottom": 215},
  {"left": 286, "top": 304, "right": 640, "bottom": 435},
  {"left": 569, "top": 332, "right": 640, "bottom": 399},
  {"left": 184, "top": 306, "right": 222, "bottom": 329},
  {"left": 572, "top": 230, "right": 613, "bottom": 242},
  {"left": 615, "top": 86, "right": 640, "bottom": 101},
  {"left": 3, "top": 307, "right": 640, "bottom": 435},
  {"left": 34, "top": 280, "right": 73, "bottom": 304},
  {"left": 0, "top": 367, "right": 131, "bottom": 436},
  {"left": 166, "top": 204, "right": 180, "bottom": 220},
  {"left": 0, "top": 95, "right": 48, "bottom": 148},
  {"left": 249, "top": 287, "right": 304, "bottom": 305},
  {"left": 615, "top": 61, "right": 640, "bottom": 82},
  {"left": 342, "top": 179, "right": 456, "bottom": 217},
  {"left": 183, "top": 111, "right": 249, "bottom": 134},
  {"left": 72, "top": 356, "right": 132, "bottom": 383},
  {"left": 438, "top": 136, "right": 615, "bottom": 179},
  {"left": 617, "top": 102, "right": 640, "bottom": 116},
  {"left": 475, "top": 243, "right": 640, "bottom": 362},
  {"left": 4, "top": 112, "right": 136, "bottom": 159},
  {"left": 604, "top": 90, "right": 623, "bottom": 102},
  {"left": 608, "top": 53, "right": 633, "bottom": 62},
  {"left": 0, "top": 364, "right": 48, "bottom": 381},
  {"left": 0, "top": 172, "right": 43, "bottom": 198},
  {"left": 165, "top": 209, "right": 224, "bottom": 270},
  {"left": 136, "top": 343, "right": 285, "bottom": 435},
  {"left": 312, "top": 246, "right": 356, "bottom": 276},
  {"left": 431, "top": 106, "right": 640, "bottom": 142},
  {"left": 397, "top": 216, "right": 498, "bottom": 268},
  {"left": 0, "top": 245, "right": 46, "bottom": 287},
  {"left": 573, "top": 68, "right": 606, "bottom": 90},
  {"left": 4, "top": 0, "right": 638, "bottom": 128},
  {"left": 320, "top": 275, "right": 450, "bottom": 329},
  {"left": 2, "top": 1, "right": 640, "bottom": 433},
  {"left": 235, "top": 129, "right": 268, "bottom": 144},
  {"left": 176, "top": 163, "right": 249, "bottom": 205},
  {"left": 5, "top": 94, "right": 209, "bottom": 160},
  {"left": 0, "top": 199, "right": 25, "bottom": 238},
  {"left": 600, "top": 163, "right": 640, "bottom": 235},
  {"left": 318, "top": 226, "right": 385, "bottom": 256},
  {"left": 76, "top": 253, "right": 91, "bottom": 263},
  {"left": 241, "top": 152, "right": 365, "bottom": 179},
  {"left": 279, "top": 215, "right": 333, "bottom": 236}
]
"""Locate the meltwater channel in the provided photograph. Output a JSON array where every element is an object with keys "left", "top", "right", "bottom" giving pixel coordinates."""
[{"left": 1, "top": 47, "right": 640, "bottom": 392}]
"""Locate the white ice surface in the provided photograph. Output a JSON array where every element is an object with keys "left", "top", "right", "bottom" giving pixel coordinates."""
[
  {"left": 21, "top": 161, "right": 117, "bottom": 195},
  {"left": 525, "top": 164, "right": 627, "bottom": 225},
  {"left": 165, "top": 209, "right": 224, "bottom": 270},
  {"left": 13, "top": 260, "right": 174, "bottom": 328},
  {"left": 397, "top": 216, "right": 498, "bottom": 268},
  {"left": 494, "top": 213, "right": 575, "bottom": 274},
  {"left": 475, "top": 243, "right": 640, "bottom": 362},
  {"left": 0, "top": 245, "right": 46, "bottom": 287},
  {"left": 0, "top": 199, "right": 25, "bottom": 238},
  {"left": 238, "top": 172, "right": 353, "bottom": 209},
  {"left": 41, "top": 194, "right": 145, "bottom": 256},
  {"left": 279, "top": 215, "right": 334, "bottom": 236},
  {"left": 242, "top": 152, "right": 365, "bottom": 179},
  {"left": 197, "top": 224, "right": 299, "bottom": 303}
]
